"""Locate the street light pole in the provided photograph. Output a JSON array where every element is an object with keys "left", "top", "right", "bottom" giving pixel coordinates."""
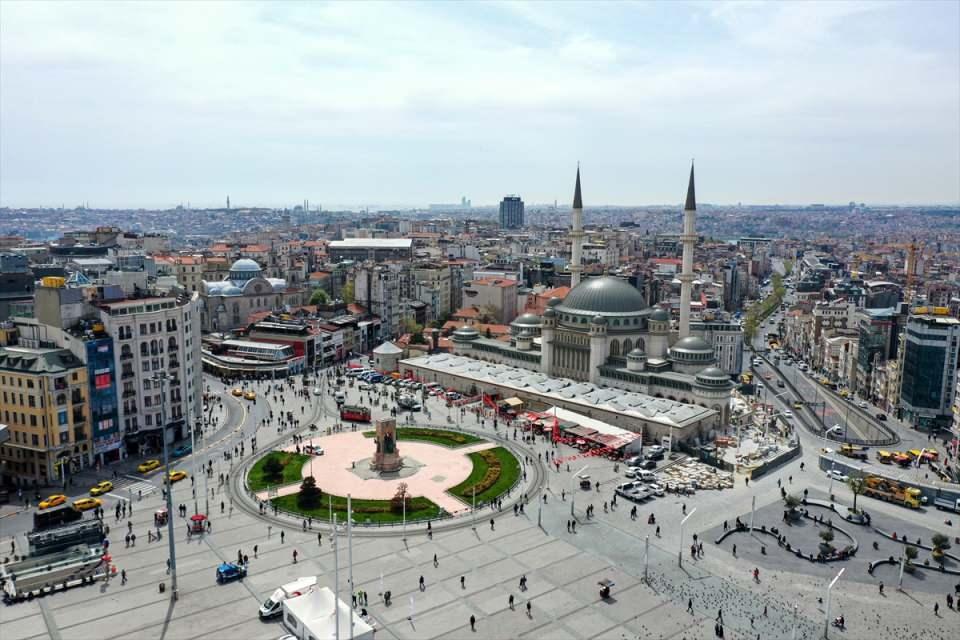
[
  {"left": 824, "top": 567, "right": 844, "bottom": 639},
  {"left": 679, "top": 508, "right": 696, "bottom": 567},
  {"left": 153, "top": 371, "right": 178, "bottom": 600},
  {"left": 571, "top": 465, "right": 589, "bottom": 517}
]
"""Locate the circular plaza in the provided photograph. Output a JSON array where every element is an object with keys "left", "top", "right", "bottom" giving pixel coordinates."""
[{"left": 245, "top": 422, "right": 523, "bottom": 527}]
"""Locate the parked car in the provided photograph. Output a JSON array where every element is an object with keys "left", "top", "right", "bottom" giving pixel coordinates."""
[
  {"left": 644, "top": 451, "right": 665, "bottom": 462},
  {"left": 646, "top": 483, "right": 665, "bottom": 497},
  {"left": 826, "top": 469, "right": 849, "bottom": 482},
  {"left": 172, "top": 444, "right": 192, "bottom": 458},
  {"left": 359, "top": 383, "right": 374, "bottom": 391}
]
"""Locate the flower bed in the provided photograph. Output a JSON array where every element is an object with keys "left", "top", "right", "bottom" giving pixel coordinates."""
[
  {"left": 449, "top": 446, "right": 521, "bottom": 504},
  {"left": 271, "top": 492, "right": 442, "bottom": 524},
  {"left": 248, "top": 452, "right": 310, "bottom": 491},
  {"left": 361, "top": 427, "right": 483, "bottom": 448}
]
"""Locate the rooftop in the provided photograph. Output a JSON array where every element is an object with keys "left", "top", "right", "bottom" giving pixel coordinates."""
[{"left": 328, "top": 238, "right": 413, "bottom": 249}]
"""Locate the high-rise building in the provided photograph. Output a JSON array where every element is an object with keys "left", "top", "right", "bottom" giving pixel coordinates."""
[
  {"left": 899, "top": 310, "right": 960, "bottom": 430},
  {"left": 498, "top": 196, "right": 524, "bottom": 229}
]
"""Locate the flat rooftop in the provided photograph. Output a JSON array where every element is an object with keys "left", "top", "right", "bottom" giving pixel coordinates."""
[{"left": 328, "top": 238, "right": 412, "bottom": 249}]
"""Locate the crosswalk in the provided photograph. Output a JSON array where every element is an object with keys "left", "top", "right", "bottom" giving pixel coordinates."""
[{"left": 105, "top": 475, "right": 158, "bottom": 501}]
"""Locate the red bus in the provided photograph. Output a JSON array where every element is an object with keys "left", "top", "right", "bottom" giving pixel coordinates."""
[{"left": 340, "top": 405, "right": 371, "bottom": 422}]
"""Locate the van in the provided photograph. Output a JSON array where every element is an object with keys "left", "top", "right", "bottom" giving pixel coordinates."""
[
  {"left": 334, "top": 391, "right": 345, "bottom": 404},
  {"left": 259, "top": 576, "right": 317, "bottom": 619},
  {"left": 637, "top": 470, "right": 656, "bottom": 483}
]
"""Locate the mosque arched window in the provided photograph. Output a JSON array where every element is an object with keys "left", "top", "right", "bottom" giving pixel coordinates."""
[
  {"left": 622, "top": 338, "right": 633, "bottom": 354},
  {"left": 609, "top": 340, "right": 620, "bottom": 357}
]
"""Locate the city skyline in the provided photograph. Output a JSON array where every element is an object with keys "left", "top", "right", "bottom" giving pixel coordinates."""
[{"left": 1, "top": 1, "right": 958, "bottom": 208}]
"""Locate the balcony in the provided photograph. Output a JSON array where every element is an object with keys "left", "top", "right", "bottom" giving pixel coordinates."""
[
  {"left": 121, "top": 370, "right": 135, "bottom": 380},
  {"left": 120, "top": 351, "right": 133, "bottom": 361},
  {"left": 168, "top": 359, "right": 180, "bottom": 369},
  {"left": 122, "top": 389, "right": 136, "bottom": 398}
]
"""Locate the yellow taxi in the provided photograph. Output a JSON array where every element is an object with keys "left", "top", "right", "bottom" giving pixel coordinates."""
[
  {"left": 38, "top": 494, "right": 67, "bottom": 510},
  {"left": 90, "top": 480, "right": 113, "bottom": 496},
  {"left": 793, "top": 402, "right": 803, "bottom": 409},
  {"left": 167, "top": 470, "right": 188, "bottom": 483},
  {"left": 243, "top": 390, "right": 256, "bottom": 400},
  {"left": 231, "top": 388, "right": 243, "bottom": 397},
  {"left": 72, "top": 497, "right": 102, "bottom": 512},
  {"left": 138, "top": 459, "right": 161, "bottom": 473}
]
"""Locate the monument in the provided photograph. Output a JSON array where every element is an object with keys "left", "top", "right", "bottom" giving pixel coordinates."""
[{"left": 370, "top": 417, "right": 402, "bottom": 473}]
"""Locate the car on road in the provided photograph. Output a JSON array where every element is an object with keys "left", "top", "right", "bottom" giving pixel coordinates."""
[
  {"left": 644, "top": 450, "right": 665, "bottom": 462},
  {"left": 875, "top": 413, "right": 887, "bottom": 421},
  {"left": 825, "top": 425, "right": 844, "bottom": 437},
  {"left": 167, "top": 470, "right": 188, "bottom": 483},
  {"left": 312, "top": 387, "right": 322, "bottom": 395},
  {"left": 793, "top": 402, "right": 803, "bottom": 409},
  {"left": 825, "top": 469, "right": 849, "bottom": 482},
  {"left": 138, "top": 459, "right": 161, "bottom": 473},
  {"left": 231, "top": 388, "right": 243, "bottom": 397},
  {"left": 90, "top": 480, "right": 113, "bottom": 496},
  {"left": 303, "top": 444, "right": 324, "bottom": 456},
  {"left": 72, "top": 497, "right": 102, "bottom": 512},
  {"left": 39, "top": 494, "right": 67, "bottom": 510},
  {"left": 624, "top": 464, "right": 656, "bottom": 477},
  {"left": 857, "top": 400, "right": 868, "bottom": 409},
  {"left": 244, "top": 391, "right": 256, "bottom": 400},
  {"left": 646, "top": 483, "right": 665, "bottom": 497},
  {"left": 173, "top": 444, "right": 192, "bottom": 458},
  {"left": 216, "top": 562, "right": 247, "bottom": 583},
  {"left": 782, "top": 410, "right": 793, "bottom": 419},
  {"left": 615, "top": 482, "right": 649, "bottom": 502}
]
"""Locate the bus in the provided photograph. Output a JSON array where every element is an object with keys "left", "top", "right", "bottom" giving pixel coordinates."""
[
  {"left": 340, "top": 406, "right": 371, "bottom": 422},
  {"left": 33, "top": 505, "right": 82, "bottom": 532}
]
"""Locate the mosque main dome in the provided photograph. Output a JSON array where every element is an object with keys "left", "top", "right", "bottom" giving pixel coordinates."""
[{"left": 557, "top": 276, "right": 647, "bottom": 315}]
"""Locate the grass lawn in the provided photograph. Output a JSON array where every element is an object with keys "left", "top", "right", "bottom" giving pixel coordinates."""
[
  {"left": 448, "top": 446, "right": 521, "bottom": 505},
  {"left": 272, "top": 492, "right": 442, "bottom": 524},
  {"left": 360, "top": 427, "right": 484, "bottom": 448},
  {"left": 247, "top": 452, "right": 310, "bottom": 491}
]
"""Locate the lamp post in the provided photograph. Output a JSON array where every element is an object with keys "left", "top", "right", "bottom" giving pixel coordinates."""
[
  {"left": 823, "top": 567, "right": 844, "bottom": 639},
  {"left": 570, "top": 465, "right": 589, "bottom": 518},
  {"left": 678, "top": 507, "right": 696, "bottom": 567},
  {"left": 152, "top": 371, "right": 178, "bottom": 600}
]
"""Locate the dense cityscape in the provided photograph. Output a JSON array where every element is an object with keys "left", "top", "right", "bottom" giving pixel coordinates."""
[{"left": 1, "top": 3, "right": 959, "bottom": 640}]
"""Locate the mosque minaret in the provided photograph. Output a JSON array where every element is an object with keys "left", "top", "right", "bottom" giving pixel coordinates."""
[
  {"left": 678, "top": 161, "right": 697, "bottom": 338},
  {"left": 569, "top": 165, "right": 585, "bottom": 288}
]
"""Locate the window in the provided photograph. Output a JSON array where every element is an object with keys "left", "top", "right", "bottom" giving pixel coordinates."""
[
  {"left": 58, "top": 410, "right": 68, "bottom": 425},
  {"left": 29, "top": 415, "right": 37, "bottom": 427}
]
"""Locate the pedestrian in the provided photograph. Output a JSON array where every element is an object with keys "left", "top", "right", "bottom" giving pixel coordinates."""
[
  {"left": 732, "top": 544, "right": 737, "bottom": 556},
  {"left": 419, "top": 575, "right": 425, "bottom": 591},
  {"left": 469, "top": 614, "right": 476, "bottom": 631},
  {"left": 763, "top": 605, "right": 767, "bottom": 617},
  {"left": 490, "top": 518, "right": 495, "bottom": 531},
  {"left": 293, "top": 549, "right": 298, "bottom": 563},
  {"left": 281, "top": 530, "right": 285, "bottom": 543},
  {"left": 687, "top": 598, "right": 694, "bottom": 614},
  {"left": 254, "top": 544, "right": 258, "bottom": 558},
  {"left": 461, "top": 576, "right": 465, "bottom": 589},
  {"left": 655, "top": 525, "right": 660, "bottom": 537},
  {"left": 934, "top": 602, "right": 939, "bottom": 616},
  {"left": 318, "top": 532, "right": 322, "bottom": 546},
  {"left": 125, "top": 534, "right": 130, "bottom": 547},
  {"left": 526, "top": 601, "right": 531, "bottom": 616},
  {"left": 509, "top": 594, "right": 514, "bottom": 610},
  {"left": 717, "top": 608, "right": 723, "bottom": 623},
  {"left": 879, "top": 581, "right": 884, "bottom": 595},
  {"left": 433, "top": 553, "right": 438, "bottom": 567},
  {"left": 520, "top": 575, "right": 527, "bottom": 590}
]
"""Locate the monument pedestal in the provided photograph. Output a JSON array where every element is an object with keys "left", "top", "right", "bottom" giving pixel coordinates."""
[{"left": 370, "top": 418, "right": 402, "bottom": 472}]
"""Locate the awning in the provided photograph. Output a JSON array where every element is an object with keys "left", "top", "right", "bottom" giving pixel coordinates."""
[
  {"left": 566, "top": 425, "right": 598, "bottom": 438},
  {"left": 501, "top": 397, "right": 524, "bottom": 408}
]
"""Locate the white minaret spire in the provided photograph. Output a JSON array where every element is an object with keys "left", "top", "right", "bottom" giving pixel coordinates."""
[
  {"left": 570, "top": 164, "right": 584, "bottom": 287},
  {"left": 678, "top": 161, "right": 697, "bottom": 338}
]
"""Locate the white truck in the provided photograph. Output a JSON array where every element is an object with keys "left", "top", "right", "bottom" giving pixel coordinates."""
[{"left": 259, "top": 576, "right": 318, "bottom": 619}]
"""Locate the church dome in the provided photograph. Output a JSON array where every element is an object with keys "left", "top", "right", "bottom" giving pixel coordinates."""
[
  {"left": 558, "top": 277, "right": 647, "bottom": 315},
  {"left": 512, "top": 313, "right": 541, "bottom": 327}
]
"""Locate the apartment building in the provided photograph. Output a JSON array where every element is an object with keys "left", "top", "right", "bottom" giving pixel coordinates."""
[
  {"left": 462, "top": 278, "right": 518, "bottom": 324},
  {"left": 899, "top": 310, "right": 960, "bottom": 430},
  {"left": 355, "top": 264, "right": 408, "bottom": 339},
  {"left": 0, "top": 346, "right": 90, "bottom": 486}
]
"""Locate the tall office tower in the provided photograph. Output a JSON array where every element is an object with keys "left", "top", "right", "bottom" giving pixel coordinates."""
[
  {"left": 498, "top": 195, "right": 524, "bottom": 229},
  {"left": 899, "top": 309, "right": 960, "bottom": 430},
  {"left": 678, "top": 162, "right": 697, "bottom": 339},
  {"left": 569, "top": 166, "right": 584, "bottom": 287}
]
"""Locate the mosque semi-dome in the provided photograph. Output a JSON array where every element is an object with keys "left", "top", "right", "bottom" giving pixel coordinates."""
[
  {"left": 649, "top": 308, "right": 670, "bottom": 322},
  {"left": 557, "top": 277, "right": 647, "bottom": 315},
  {"left": 452, "top": 325, "right": 480, "bottom": 342},
  {"left": 512, "top": 313, "right": 542, "bottom": 326},
  {"left": 696, "top": 366, "right": 733, "bottom": 387}
]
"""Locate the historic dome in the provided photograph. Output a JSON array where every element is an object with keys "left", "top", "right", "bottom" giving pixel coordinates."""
[
  {"left": 670, "top": 336, "right": 715, "bottom": 364},
  {"left": 696, "top": 366, "right": 732, "bottom": 387},
  {"left": 512, "top": 313, "right": 541, "bottom": 327},
  {"left": 558, "top": 277, "right": 647, "bottom": 315},
  {"left": 649, "top": 308, "right": 670, "bottom": 322},
  {"left": 452, "top": 325, "right": 480, "bottom": 342},
  {"left": 627, "top": 348, "right": 646, "bottom": 359},
  {"left": 591, "top": 314, "right": 608, "bottom": 326},
  {"left": 229, "top": 258, "right": 263, "bottom": 282},
  {"left": 547, "top": 297, "right": 562, "bottom": 307}
]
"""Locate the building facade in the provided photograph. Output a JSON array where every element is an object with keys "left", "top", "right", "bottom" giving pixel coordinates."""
[
  {"left": 498, "top": 196, "right": 524, "bottom": 229},
  {"left": 899, "top": 311, "right": 960, "bottom": 430}
]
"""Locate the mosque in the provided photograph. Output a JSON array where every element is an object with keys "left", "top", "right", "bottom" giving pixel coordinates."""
[
  {"left": 450, "top": 164, "right": 734, "bottom": 424},
  {"left": 199, "top": 258, "right": 300, "bottom": 332}
]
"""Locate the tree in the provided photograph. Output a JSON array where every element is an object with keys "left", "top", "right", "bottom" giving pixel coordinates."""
[
  {"left": 341, "top": 281, "right": 355, "bottom": 304},
  {"left": 409, "top": 332, "right": 427, "bottom": 345},
  {"left": 847, "top": 476, "right": 866, "bottom": 513},
  {"left": 391, "top": 482, "right": 411, "bottom": 514},
  {"left": 904, "top": 544, "right": 918, "bottom": 571},
  {"left": 309, "top": 288, "right": 330, "bottom": 305},
  {"left": 932, "top": 533, "right": 950, "bottom": 560},
  {"left": 263, "top": 454, "right": 284, "bottom": 482},
  {"left": 784, "top": 494, "right": 801, "bottom": 509},
  {"left": 819, "top": 529, "right": 835, "bottom": 552},
  {"left": 297, "top": 475, "right": 323, "bottom": 508}
]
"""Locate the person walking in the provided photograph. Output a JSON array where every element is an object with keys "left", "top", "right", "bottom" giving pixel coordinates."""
[
  {"left": 433, "top": 553, "right": 438, "bottom": 567},
  {"left": 490, "top": 518, "right": 495, "bottom": 531},
  {"left": 879, "top": 581, "right": 884, "bottom": 595},
  {"left": 526, "top": 601, "right": 531, "bottom": 616},
  {"left": 292, "top": 549, "right": 298, "bottom": 564},
  {"left": 509, "top": 594, "right": 515, "bottom": 610},
  {"left": 121, "top": 569, "right": 127, "bottom": 585},
  {"left": 461, "top": 576, "right": 465, "bottom": 589},
  {"left": 687, "top": 598, "right": 694, "bottom": 614},
  {"left": 419, "top": 575, "right": 425, "bottom": 591},
  {"left": 281, "top": 530, "right": 285, "bottom": 543},
  {"left": 469, "top": 614, "right": 476, "bottom": 631}
]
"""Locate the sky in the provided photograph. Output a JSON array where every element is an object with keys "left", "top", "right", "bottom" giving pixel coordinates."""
[{"left": 1, "top": 1, "right": 958, "bottom": 209}]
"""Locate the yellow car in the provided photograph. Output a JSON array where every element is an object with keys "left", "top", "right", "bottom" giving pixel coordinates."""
[
  {"left": 167, "top": 470, "right": 188, "bottom": 483},
  {"left": 793, "top": 402, "right": 803, "bottom": 409},
  {"left": 138, "top": 459, "right": 161, "bottom": 473},
  {"left": 73, "top": 497, "right": 102, "bottom": 512},
  {"left": 38, "top": 494, "right": 67, "bottom": 510},
  {"left": 231, "top": 388, "right": 243, "bottom": 397},
  {"left": 243, "top": 390, "right": 256, "bottom": 400},
  {"left": 90, "top": 480, "right": 113, "bottom": 496}
]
